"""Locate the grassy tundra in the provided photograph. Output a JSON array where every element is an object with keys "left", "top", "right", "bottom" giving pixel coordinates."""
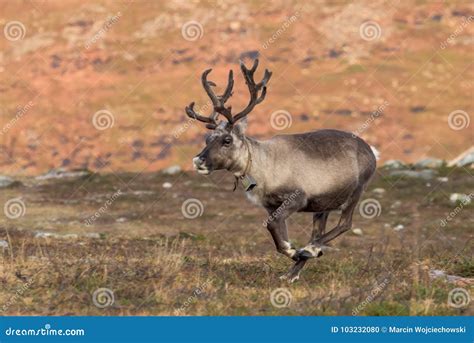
[{"left": 0, "top": 165, "right": 472, "bottom": 316}]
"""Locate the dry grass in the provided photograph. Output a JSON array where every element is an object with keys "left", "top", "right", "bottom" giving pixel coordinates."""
[{"left": 0, "top": 167, "right": 473, "bottom": 315}]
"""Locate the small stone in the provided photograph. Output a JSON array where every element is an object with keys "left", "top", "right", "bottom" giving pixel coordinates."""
[
  {"left": 393, "top": 224, "right": 404, "bottom": 231},
  {"left": 448, "top": 148, "right": 474, "bottom": 168},
  {"left": 0, "top": 176, "right": 21, "bottom": 188},
  {"left": 372, "top": 188, "right": 386, "bottom": 195},
  {"left": 0, "top": 240, "right": 9, "bottom": 249},
  {"left": 449, "top": 193, "right": 472, "bottom": 205},
  {"left": 455, "top": 151, "right": 474, "bottom": 167},
  {"left": 383, "top": 160, "right": 406, "bottom": 169},
  {"left": 162, "top": 165, "right": 181, "bottom": 175},
  {"left": 391, "top": 200, "right": 402, "bottom": 209},
  {"left": 437, "top": 177, "right": 449, "bottom": 182},
  {"left": 389, "top": 169, "right": 436, "bottom": 180},
  {"left": 116, "top": 217, "right": 127, "bottom": 223},
  {"left": 162, "top": 182, "right": 172, "bottom": 189},
  {"left": 229, "top": 21, "right": 241, "bottom": 31},
  {"left": 35, "top": 232, "right": 78, "bottom": 239},
  {"left": 352, "top": 228, "right": 363, "bottom": 236},
  {"left": 414, "top": 158, "right": 444, "bottom": 169},
  {"left": 35, "top": 168, "right": 91, "bottom": 180},
  {"left": 85, "top": 233, "right": 101, "bottom": 239}
]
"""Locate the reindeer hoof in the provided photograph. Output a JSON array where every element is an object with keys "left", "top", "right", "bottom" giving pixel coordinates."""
[{"left": 288, "top": 274, "right": 300, "bottom": 283}]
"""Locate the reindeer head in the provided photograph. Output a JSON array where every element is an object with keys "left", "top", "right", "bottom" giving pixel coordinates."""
[{"left": 185, "top": 59, "right": 272, "bottom": 175}]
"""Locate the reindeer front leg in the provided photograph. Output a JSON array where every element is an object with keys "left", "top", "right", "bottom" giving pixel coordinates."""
[
  {"left": 266, "top": 218, "right": 297, "bottom": 260},
  {"left": 264, "top": 191, "right": 307, "bottom": 277}
]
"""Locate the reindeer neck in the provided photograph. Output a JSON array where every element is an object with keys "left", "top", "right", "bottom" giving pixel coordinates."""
[{"left": 233, "top": 137, "right": 267, "bottom": 187}]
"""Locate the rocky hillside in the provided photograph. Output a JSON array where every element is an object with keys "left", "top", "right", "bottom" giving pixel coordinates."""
[{"left": 0, "top": 0, "right": 473, "bottom": 175}]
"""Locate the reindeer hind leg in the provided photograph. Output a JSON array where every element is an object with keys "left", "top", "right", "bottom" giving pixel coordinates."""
[{"left": 282, "top": 211, "right": 330, "bottom": 283}]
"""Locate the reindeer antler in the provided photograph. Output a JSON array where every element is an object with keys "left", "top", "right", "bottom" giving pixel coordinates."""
[
  {"left": 185, "top": 68, "right": 234, "bottom": 129},
  {"left": 185, "top": 59, "right": 272, "bottom": 129},
  {"left": 233, "top": 59, "right": 272, "bottom": 123}
]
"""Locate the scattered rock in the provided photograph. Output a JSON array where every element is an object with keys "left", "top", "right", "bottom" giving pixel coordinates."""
[
  {"left": 0, "top": 175, "right": 21, "bottom": 188},
  {"left": 410, "top": 106, "right": 426, "bottom": 113},
  {"left": 84, "top": 233, "right": 101, "bottom": 239},
  {"left": 334, "top": 109, "right": 352, "bottom": 116},
  {"left": 429, "top": 269, "right": 474, "bottom": 285},
  {"left": 352, "top": 228, "right": 363, "bottom": 236},
  {"left": 372, "top": 188, "right": 386, "bottom": 195},
  {"left": 437, "top": 177, "right": 449, "bottom": 182},
  {"left": 414, "top": 158, "right": 443, "bottom": 169},
  {"left": 229, "top": 21, "right": 241, "bottom": 31},
  {"left": 389, "top": 169, "right": 436, "bottom": 180},
  {"left": 116, "top": 217, "right": 127, "bottom": 223},
  {"left": 162, "top": 182, "right": 172, "bottom": 189},
  {"left": 383, "top": 160, "right": 406, "bottom": 169},
  {"left": 393, "top": 224, "right": 404, "bottom": 231},
  {"left": 449, "top": 193, "right": 472, "bottom": 205},
  {"left": 448, "top": 147, "right": 474, "bottom": 168},
  {"left": 35, "top": 232, "right": 79, "bottom": 239},
  {"left": 162, "top": 165, "right": 181, "bottom": 175},
  {"left": 391, "top": 200, "right": 402, "bottom": 209},
  {"left": 35, "top": 168, "right": 92, "bottom": 180},
  {"left": 0, "top": 240, "right": 9, "bottom": 250}
]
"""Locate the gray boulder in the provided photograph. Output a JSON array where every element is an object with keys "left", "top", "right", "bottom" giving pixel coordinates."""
[
  {"left": 162, "top": 165, "right": 182, "bottom": 175},
  {"left": 383, "top": 160, "right": 406, "bottom": 169},
  {"left": 35, "top": 168, "right": 91, "bottom": 180},
  {"left": 389, "top": 169, "right": 436, "bottom": 180},
  {"left": 0, "top": 175, "right": 21, "bottom": 188},
  {"left": 414, "top": 158, "right": 444, "bottom": 169}
]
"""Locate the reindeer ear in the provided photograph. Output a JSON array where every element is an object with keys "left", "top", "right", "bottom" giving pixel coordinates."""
[{"left": 234, "top": 117, "right": 248, "bottom": 135}]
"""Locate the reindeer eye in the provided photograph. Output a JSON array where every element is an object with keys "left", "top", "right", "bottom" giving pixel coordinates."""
[{"left": 223, "top": 135, "right": 233, "bottom": 146}]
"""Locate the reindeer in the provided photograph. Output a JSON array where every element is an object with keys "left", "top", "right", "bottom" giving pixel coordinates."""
[{"left": 185, "top": 59, "right": 376, "bottom": 282}]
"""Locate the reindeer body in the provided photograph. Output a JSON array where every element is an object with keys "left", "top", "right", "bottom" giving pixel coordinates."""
[
  {"left": 242, "top": 129, "right": 375, "bottom": 213},
  {"left": 186, "top": 60, "right": 376, "bottom": 282}
]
